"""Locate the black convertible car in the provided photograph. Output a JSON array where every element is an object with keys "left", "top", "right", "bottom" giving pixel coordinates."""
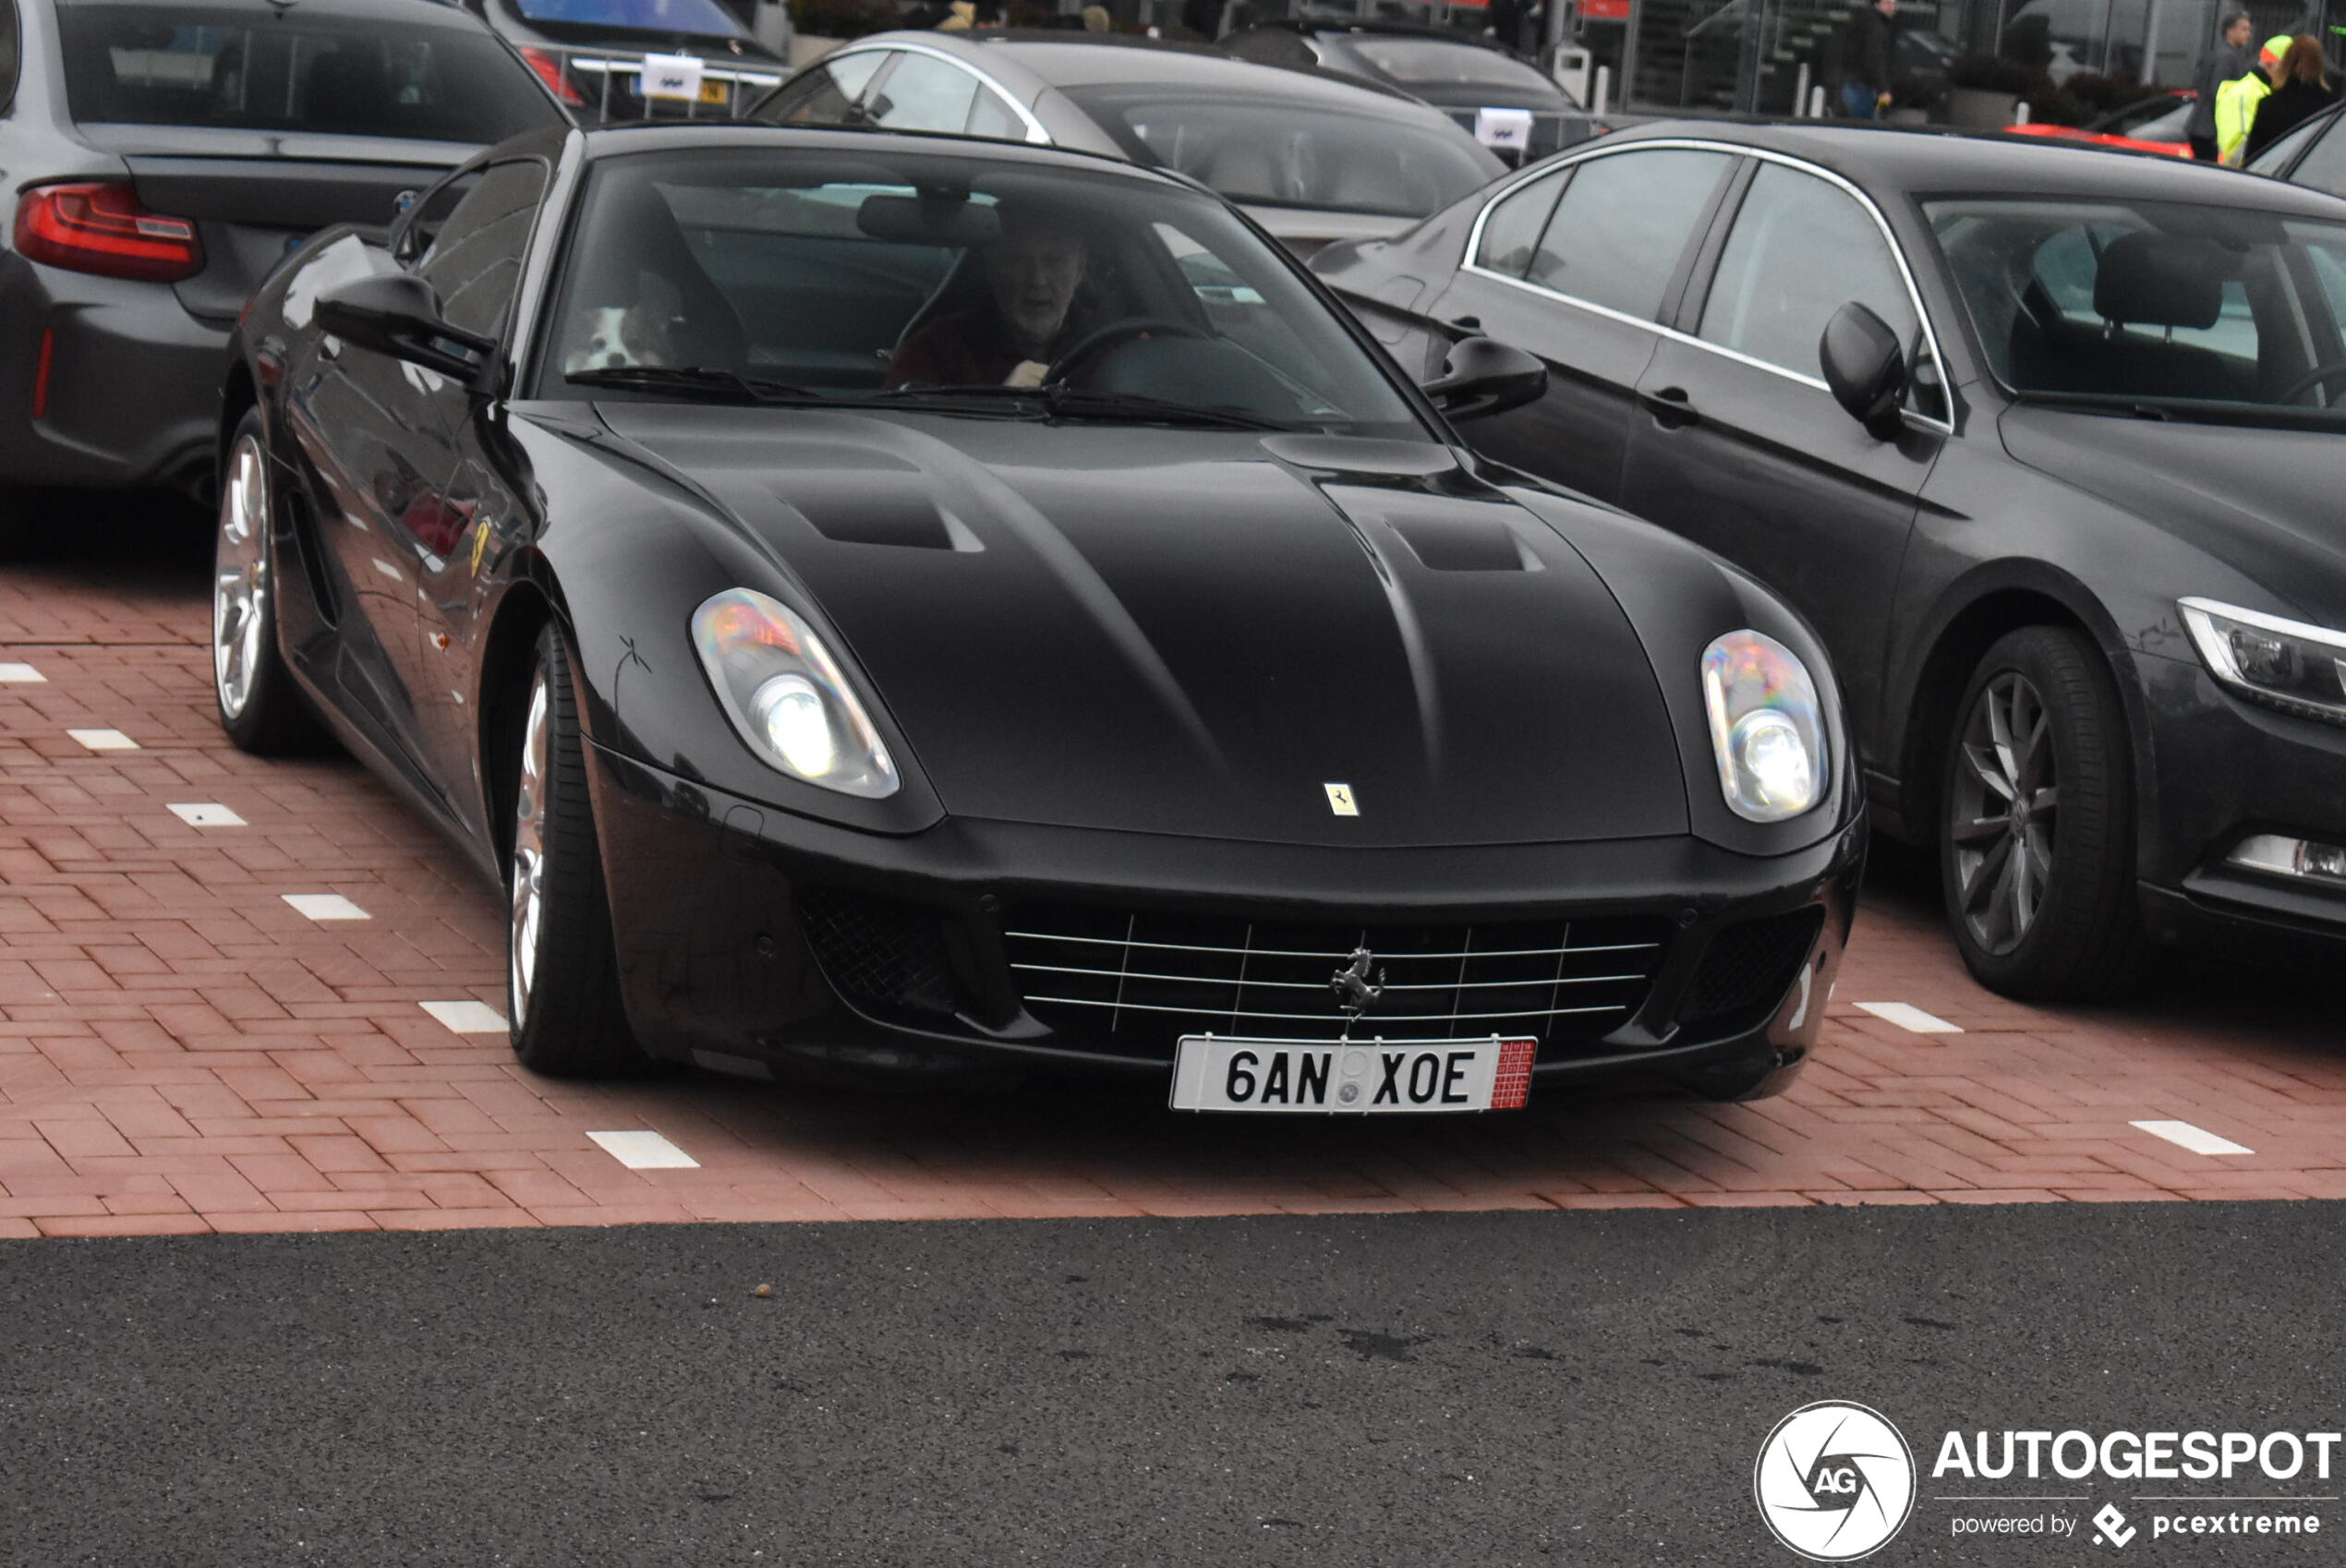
[
  {"left": 216, "top": 123, "right": 1860, "bottom": 1108},
  {"left": 1314, "top": 124, "right": 2346, "bottom": 999}
]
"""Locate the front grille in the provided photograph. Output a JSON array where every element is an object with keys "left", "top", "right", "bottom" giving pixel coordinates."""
[
  {"left": 799, "top": 887, "right": 961, "bottom": 1021},
  {"left": 1676, "top": 907, "right": 1824, "bottom": 1033},
  {"left": 1005, "top": 904, "right": 1667, "bottom": 1061}
]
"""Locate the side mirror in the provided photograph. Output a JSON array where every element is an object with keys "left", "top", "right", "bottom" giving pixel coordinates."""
[
  {"left": 314, "top": 274, "right": 498, "bottom": 393},
  {"left": 1820, "top": 300, "right": 1907, "bottom": 439},
  {"left": 1421, "top": 336, "right": 1547, "bottom": 420}
]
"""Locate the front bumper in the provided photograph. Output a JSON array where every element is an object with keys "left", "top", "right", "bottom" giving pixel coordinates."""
[
  {"left": 0, "top": 254, "right": 230, "bottom": 491},
  {"left": 2133, "top": 651, "right": 2346, "bottom": 952},
  {"left": 586, "top": 745, "right": 1864, "bottom": 1102}
]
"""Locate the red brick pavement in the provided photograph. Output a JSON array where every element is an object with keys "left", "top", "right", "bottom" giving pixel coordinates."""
[{"left": 2, "top": 518, "right": 2341, "bottom": 1237}]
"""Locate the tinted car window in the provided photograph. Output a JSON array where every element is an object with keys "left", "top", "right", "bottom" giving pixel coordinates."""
[
  {"left": 1224, "top": 30, "right": 1316, "bottom": 67},
  {"left": 1527, "top": 148, "right": 1731, "bottom": 317},
  {"left": 965, "top": 84, "right": 1023, "bottom": 140},
  {"left": 1350, "top": 36, "right": 1558, "bottom": 94},
  {"left": 419, "top": 160, "right": 548, "bottom": 339},
  {"left": 1061, "top": 87, "right": 1502, "bottom": 219},
  {"left": 1929, "top": 197, "right": 2346, "bottom": 420},
  {"left": 511, "top": 0, "right": 745, "bottom": 35},
  {"left": 757, "top": 51, "right": 884, "bottom": 126},
  {"left": 2244, "top": 109, "right": 2328, "bottom": 175},
  {"left": 1474, "top": 170, "right": 1566, "bottom": 276},
  {"left": 54, "top": 7, "right": 562, "bottom": 142},
  {"left": 0, "top": 0, "right": 18, "bottom": 115},
  {"left": 866, "top": 53, "right": 981, "bottom": 133},
  {"left": 1699, "top": 163, "right": 1916, "bottom": 380},
  {"left": 546, "top": 148, "right": 1423, "bottom": 436},
  {"left": 2286, "top": 115, "right": 2346, "bottom": 199}
]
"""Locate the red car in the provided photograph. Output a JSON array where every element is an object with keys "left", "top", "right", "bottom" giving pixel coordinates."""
[{"left": 2003, "top": 90, "right": 2195, "bottom": 157}]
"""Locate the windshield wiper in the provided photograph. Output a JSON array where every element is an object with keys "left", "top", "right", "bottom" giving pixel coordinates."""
[
  {"left": 2012, "top": 390, "right": 2174, "bottom": 420},
  {"left": 563, "top": 366, "right": 823, "bottom": 404},
  {"left": 871, "top": 382, "right": 1292, "bottom": 430}
]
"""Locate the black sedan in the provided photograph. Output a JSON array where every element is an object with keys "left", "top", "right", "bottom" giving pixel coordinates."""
[
  {"left": 214, "top": 123, "right": 1860, "bottom": 1107},
  {"left": 1315, "top": 123, "right": 2346, "bottom": 998},
  {"left": 1219, "top": 21, "right": 1603, "bottom": 164},
  {"left": 747, "top": 33, "right": 1503, "bottom": 256},
  {"left": 0, "top": 0, "right": 565, "bottom": 493}
]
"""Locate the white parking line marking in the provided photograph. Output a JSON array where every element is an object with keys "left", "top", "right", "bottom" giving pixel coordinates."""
[
  {"left": 67, "top": 728, "right": 139, "bottom": 751},
  {"left": 587, "top": 1130, "right": 699, "bottom": 1170},
  {"left": 419, "top": 1000, "right": 508, "bottom": 1033},
  {"left": 2132, "top": 1120, "right": 2254, "bottom": 1156},
  {"left": 282, "top": 893, "right": 369, "bottom": 922},
  {"left": 166, "top": 802, "right": 246, "bottom": 826},
  {"left": 0, "top": 663, "right": 45, "bottom": 682},
  {"left": 1854, "top": 1001, "right": 1963, "bottom": 1034}
]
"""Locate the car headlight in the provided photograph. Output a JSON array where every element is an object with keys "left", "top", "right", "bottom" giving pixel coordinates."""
[
  {"left": 1700, "top": 630, "right": 1827, "bottom": 823},
  {"left": 692, "top": 587, "right": 899, "bottom": 798},
  {"left": 2179, "top": 597, "right": 2346, "bottom": 725}
]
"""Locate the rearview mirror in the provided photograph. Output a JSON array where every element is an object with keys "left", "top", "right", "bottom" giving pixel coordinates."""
[
  {"left": 1820, "top": 300, "right": 1906, "bottom": 439},
  {"left": 1421, "top": 336, "right": 1546, "bottom": 420},
  {"left": 856, "top": 193, "right": 1002, "bottom": 248},
  {"left": 314, "top": 274, "right": 498, "bottom": 393}
]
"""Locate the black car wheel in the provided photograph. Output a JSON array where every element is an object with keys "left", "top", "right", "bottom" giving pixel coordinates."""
[
  {"left": 1940, "top": 625, "right": 2145, "bottom": 999},
  {"left": 212, "top": 412, "right": 329, "bottom": 754},
  {"left": 506, "top": 623, "right": 644, "bottom": 1076}
]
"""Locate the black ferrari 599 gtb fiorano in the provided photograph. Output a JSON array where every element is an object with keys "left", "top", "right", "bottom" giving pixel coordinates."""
[{"left": 215, "top": 122, "right": 1862, "bottom": 1113}]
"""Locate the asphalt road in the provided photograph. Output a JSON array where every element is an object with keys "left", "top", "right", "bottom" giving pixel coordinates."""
[{"left": 3, "top": 1202, "right": 2341, "bottom": 1566}]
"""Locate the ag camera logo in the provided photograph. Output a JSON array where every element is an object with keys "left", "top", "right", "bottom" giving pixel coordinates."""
[{"left": 1756, "top": 1401, "right": 1917, "bottom": 1561}]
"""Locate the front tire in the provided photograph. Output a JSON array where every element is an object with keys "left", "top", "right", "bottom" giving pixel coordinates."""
[
  {"left": 1939, "top": 625, "right": 2146, "bottom": 1000},
  {"left": 213, "top": 412, "right": 329, "bottom": 754},
  {"left": 506, "top": 623, "right": 645, "bottom": 1076}
]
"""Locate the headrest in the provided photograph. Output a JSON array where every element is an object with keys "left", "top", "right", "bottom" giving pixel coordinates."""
[{"left": 2092, "top": 232, "right": 2226, "bottom": 330}]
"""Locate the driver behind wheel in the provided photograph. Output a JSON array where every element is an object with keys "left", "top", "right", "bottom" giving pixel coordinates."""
[{"left": 887, "top": 202, "right": 1090, "bottom": 388}]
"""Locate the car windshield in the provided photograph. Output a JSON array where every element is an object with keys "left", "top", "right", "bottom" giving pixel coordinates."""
[
  {"left": 1348, "top": 37, "right": 1555, "bottom": 94},
  {"left": 54, "top": 6, "right": 562, "bottom": 142},
  {"left": 541, "top": 149, "right": 1424, "bottom": 436},
  {"left": 1928, "top": 196, "right": 2346, "bottom": 426},
  {"left": 508, "top": 0, "right": 747, "bottom": 39},
  {"left": 1058, "top": 86, "right": 1502, "bottom": 218}
]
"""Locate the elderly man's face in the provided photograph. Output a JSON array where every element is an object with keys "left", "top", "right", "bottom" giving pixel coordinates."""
[{"left": 986, "top": 220, "right": 1085, "bottom": 351}]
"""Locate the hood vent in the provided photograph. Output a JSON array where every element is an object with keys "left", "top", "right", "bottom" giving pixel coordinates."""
[{"left": 783, "top": 472, "right": 983, "bottom": 552}]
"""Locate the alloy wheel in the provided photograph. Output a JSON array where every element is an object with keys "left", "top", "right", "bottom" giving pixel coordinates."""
[
  {"left": 1948, "top": 670, "right": 2060, "bottom": 957},
  {"left": 212, "top": 434, "right": 271, "bottom": 720},
  {"left": 508, "top": 669, "right": 552, "bottom": 1028}
]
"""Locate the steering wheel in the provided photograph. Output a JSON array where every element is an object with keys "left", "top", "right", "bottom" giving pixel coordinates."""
[
  {"left": 1044, "top": 317, "right": 1206, "bottom": 386},
  {"left": 2273, "top": 360, "right": 2346, "bottom": 407}
]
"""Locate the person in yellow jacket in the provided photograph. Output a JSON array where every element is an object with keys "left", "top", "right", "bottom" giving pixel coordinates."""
[{"left": 2217, "top": 36, "right": 2295, "bottom": 163}]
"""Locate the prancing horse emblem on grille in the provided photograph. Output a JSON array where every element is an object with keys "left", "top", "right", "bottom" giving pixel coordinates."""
[{"left": 1331, "top": 947, "right": 1385, "bottom": 1032}]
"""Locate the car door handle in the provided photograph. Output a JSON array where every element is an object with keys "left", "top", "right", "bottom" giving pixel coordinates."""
[
  {"left": 1445, "top": 315, "right": 1482, "bottom": 336},
  {"left": 1640, "top": 385, "right": 1698, "bottom": 428}
]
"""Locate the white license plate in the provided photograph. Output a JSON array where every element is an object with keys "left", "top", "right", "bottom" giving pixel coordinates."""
[{"left": 1169, "top": 1036, "right": 1534, "bottom": 1114}]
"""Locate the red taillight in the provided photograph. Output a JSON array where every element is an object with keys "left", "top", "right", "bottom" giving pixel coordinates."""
[
  {"left": 13, "top": 183, "right": 203, "bottom": 283},
  {"left": 520, "top": 46, "right": 588, "bottom": 107}
]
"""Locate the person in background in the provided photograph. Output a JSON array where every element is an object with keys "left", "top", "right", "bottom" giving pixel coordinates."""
[
  {"left": 2217, "top": 35, "right": 2294, "bottom": 163},
  {"left": 2186, "top": 11, "right": 2255, "bottom": 161},
  {"left": 1838, "top": 0, "right": 1897, "bottom": 119},
  {"left": 2244, "top": 34, "right": 2341, "bottom": 161}
]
